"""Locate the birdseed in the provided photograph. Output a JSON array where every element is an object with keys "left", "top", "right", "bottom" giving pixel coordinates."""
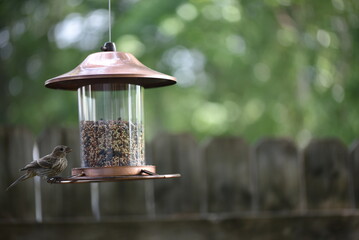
[{"left": 80, "top": 120, "right": 144, "bottom": 167}]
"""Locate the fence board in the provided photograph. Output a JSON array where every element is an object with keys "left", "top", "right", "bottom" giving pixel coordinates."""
[
  {"left": 62, "top": 127, "right": 93, "bottom": 219},
  {"left": 99, "top": 142, "right": 152, "bottom": 218},
  {"left": 144, "top": 142, "right": 155, "bottom": 217},
  {"left": 37, "top": 127, "right": 94, "bottom": 220},
  {"left": 151, "top": 133, "right": 202, "bottom": 215},
  {"left": 203, "top": 137, "right": 251, "bottom": 213},
  {"left": 0, "top": 127, "right": 35, "bottom": 220},
  {"left": 37, "top": 128, "right": 67, "bottom": 220},
  {"left": 349, "top": 140, "right": 359, "bottom": 208},
  {"left": 99, "top": 181, "right": 147, "bottom": 218},
  {"left": 0, "top": 126, "right": 8, "bottom": 214},
  {"left": 304, "top": 139, "right": 351, "bottom": 209},
  {"left": 254, "top": 138, "right": 300, "bottom": 211}
]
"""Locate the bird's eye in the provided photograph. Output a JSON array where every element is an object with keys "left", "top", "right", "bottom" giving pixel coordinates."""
[{"left": 60, "top": 147, "right": 64, "bottom": 151}]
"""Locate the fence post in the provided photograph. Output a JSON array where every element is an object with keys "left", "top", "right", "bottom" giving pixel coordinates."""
[
  {"left": 303, "top": 138, "right": 351, "bottom": 210},
  {"left": 253, "top": 138, "right": 300, "bottom": 211},
  {"left": 203, "top": 137, "right": 251, "bottom": 213}
]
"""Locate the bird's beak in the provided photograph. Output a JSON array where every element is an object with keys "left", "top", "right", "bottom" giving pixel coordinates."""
[{"left": 66, "top": 147, "right": 72, "bottom": 153}]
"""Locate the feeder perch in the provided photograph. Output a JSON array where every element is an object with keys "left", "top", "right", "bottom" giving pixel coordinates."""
[{"left": 45, "top": 42, "right": 180, "bottom": 183}]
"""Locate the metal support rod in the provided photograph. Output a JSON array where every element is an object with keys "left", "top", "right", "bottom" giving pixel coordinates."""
[
  {"left": 108, "top": 0, "right": 112, "bottom": 42},
  {"left": 33, "top": 143, "right": 43, "bottom": 223}
]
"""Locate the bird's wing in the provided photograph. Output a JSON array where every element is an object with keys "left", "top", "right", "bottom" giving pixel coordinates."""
[
  {"left": 37, "top": 155, "right": 58, "bottom": 169},
  {"left": 20, "top": 160, "right": 41, "bottom": 171},
  {"left": 21, "top": 155, "right": 57, "bottom": 171}
]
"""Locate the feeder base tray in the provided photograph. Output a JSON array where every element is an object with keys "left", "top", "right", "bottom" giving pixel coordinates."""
[{"left": 47, "top": 166, "right": 180, "bottom": 184}]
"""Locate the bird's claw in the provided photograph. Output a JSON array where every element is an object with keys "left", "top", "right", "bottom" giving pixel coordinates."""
[{"left": 47, "top": 176, "right": 63, "bottom": 184}]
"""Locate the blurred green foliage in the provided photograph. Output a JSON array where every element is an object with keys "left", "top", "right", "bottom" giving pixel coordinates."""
[{"left": 0, "top": 0, "right": 358, "bottom": 145}]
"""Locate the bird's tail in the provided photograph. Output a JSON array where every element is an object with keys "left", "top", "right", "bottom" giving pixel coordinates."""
[{"left": 6, "top": 173, "right": 32, "bottom": 191}]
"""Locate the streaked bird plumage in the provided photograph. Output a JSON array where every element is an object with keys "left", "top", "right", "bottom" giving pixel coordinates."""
[{"left": 6, "top": 145, "right": 72, "bottom": 191}]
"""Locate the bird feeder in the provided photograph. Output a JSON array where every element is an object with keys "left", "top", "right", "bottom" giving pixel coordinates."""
[{"left": 45, "top": 42, "right": 180, "bottom": 183}]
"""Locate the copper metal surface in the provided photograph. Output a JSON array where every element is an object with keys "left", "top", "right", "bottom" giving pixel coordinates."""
[
  {"left": 48, "top": 167, "right": 180, "bottom": 184},
  {"left": 71, "top": 165, "right": 156, "bottom": 177},
  {"left": 48, "top": 174, "right": 181, "bottom": 184},
  {"left": 45, "top": 52, "right": 176, "bottom": 90}
]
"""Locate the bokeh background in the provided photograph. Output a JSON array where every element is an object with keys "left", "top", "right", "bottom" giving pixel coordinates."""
[
  {"left": 1, "top": 1, "right": 359, "bottom": 239},
  {"left": 1, "top": 0, "right": 358, "bottom": 145}
]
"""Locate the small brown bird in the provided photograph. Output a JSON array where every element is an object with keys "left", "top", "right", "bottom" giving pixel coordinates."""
[{"left": 6, "top": 145, "right": 72, "bottom": 191}]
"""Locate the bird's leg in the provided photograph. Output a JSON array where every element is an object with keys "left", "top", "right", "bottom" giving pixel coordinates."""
[{"left": 47, "top": 176, "right": 63, "bottom": 184}]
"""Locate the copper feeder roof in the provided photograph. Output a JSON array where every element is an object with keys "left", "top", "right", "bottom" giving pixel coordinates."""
[{"left": 45, "top": 43, "right": 176, "bottom": 90}]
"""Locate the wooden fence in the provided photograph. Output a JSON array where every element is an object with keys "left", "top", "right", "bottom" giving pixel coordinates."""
[{"left": 1, "top": 126, "right": 359, "bottom": 239}]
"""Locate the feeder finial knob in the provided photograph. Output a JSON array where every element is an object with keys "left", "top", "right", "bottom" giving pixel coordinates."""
[{"left": 101, "top": 42, "right": 116, "bottom": 52}]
